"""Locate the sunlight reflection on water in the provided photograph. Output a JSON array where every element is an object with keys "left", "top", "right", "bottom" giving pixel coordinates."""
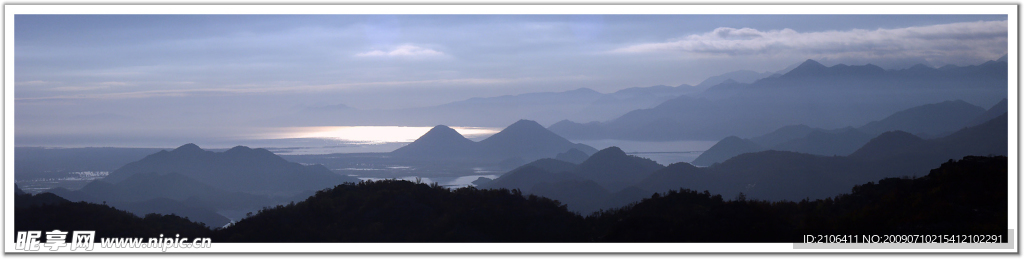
[{"left": 263, "top": 126, "right": 501, "bottom": 143}]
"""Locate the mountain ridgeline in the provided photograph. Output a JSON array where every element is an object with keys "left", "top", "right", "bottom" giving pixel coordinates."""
[
  {"left": 18, "top": 155, "right": 1006, "bottom": 242},
  {"left": 103, "top": 144, "right": 358, "bottom": 197},
  {"left": 692, "top": 98, "right": 1006, "bottom": 166},
  {"left": 478, "top": 146, "right": 665, "bottom": 214},
  {"left": 550, "top": 58, "right": 1007, "bottom": 141},
  {"left": 41, "top": 144, "right": 360, "bottom": 227},
  {"left": 392, "top": 119, "right": 597, "bottom": 163},
  {"left": 639, "top": 112, "right": 1007, "bottom": 202},
  {"left": 483, "top": 111, "right": 1007, "bottom": 215}
]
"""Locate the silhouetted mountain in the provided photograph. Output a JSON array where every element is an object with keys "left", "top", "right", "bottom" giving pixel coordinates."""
[
  {"left": 749, "top": 124, "right": 816, "bottom": 147},
  {"left": 215, "top": 180, "right": 590, "bottom": 242},
  {"left": 391, "top": 125, "right": 477, "bottom": 159},
  {"left": 555, "top": 148, "right": 590, "bottom": 164},
  {"left": 394, "top": 120, "right": 597, "bottom": 163},
  {"left": 859, "top": 100, "right": 985, "bottom": 138},
  {"left": 691, "top": 136, "right": 764, "bottom": 166},
  {"left": 576, "top": 147, "right": 664, "bottom": 192},
  {"left": 773, "top": 127, "right": 873, "bottom": 156},
  {"left": 479, "top": 120, "right": 597, "bottom": 162},
  {"left": 103, "top": 144, "right": 357, "bottom": 197},
  {"left": 967, "top": 98, "right": 1008, "bottom": 127},
  {"left": 554, "top": 58, "right": 1006, "bottom": 141},
  {"left": 775, "top": 61, "right": 886, "bottom": 80}
]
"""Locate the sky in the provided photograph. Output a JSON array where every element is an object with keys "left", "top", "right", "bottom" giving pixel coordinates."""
[{"left": 13, "top": 14, "right": 1010, "bottom": 147}]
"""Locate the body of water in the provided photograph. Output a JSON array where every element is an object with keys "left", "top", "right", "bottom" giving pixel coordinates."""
[{"left": 572, "top": 139, "right": 716, "bottom": 166}]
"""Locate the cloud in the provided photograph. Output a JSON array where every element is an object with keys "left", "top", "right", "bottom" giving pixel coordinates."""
[
  {"left": 17, "top": 80, "right": 56, "bottom": 85},
  {"left": 611, "top": 20, "right": 1008, "bottom": 65},
  {"left": 47, "top": 86, "right": 110, "bottom": 92},
  {"left": 355, "top": 44, "right": 444, "bottom": 57}
]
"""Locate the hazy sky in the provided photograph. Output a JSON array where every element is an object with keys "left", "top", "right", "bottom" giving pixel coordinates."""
[{"left": 14, "top": 14, "right": 1009, "bottom": 147}]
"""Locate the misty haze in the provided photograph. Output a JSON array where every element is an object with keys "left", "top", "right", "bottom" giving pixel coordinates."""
[{"left": 13, "top": 14, "right": 1011, "bottom": 244}]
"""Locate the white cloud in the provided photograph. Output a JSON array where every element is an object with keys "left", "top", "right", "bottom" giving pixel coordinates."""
[
  {"left": 611, "top": 20, "right": 1008, "bottom": 65},
  {"left": 47, "top": 86, "right": 110, "bottom": 92},
  {"left": 355, "top": 44, "right": 444, "bottom": 58},
  {"left": 18, "top": 80, "right": 55, "bottom": 85}
]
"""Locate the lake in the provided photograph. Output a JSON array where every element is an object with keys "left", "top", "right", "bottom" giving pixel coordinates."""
[{"left": 571, "top": 139, "right": 716, "bottom": 165}]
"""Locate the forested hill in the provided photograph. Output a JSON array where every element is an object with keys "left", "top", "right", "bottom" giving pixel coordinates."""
[
  {"left": 590, "top": 155, "right": 1007, "bottom": 242},
  {"left": 17, "top": 156, "right": 1006, "bottom": 243},
  {"left": 215, "top": 179, "right": 591, "bottom": 242}
]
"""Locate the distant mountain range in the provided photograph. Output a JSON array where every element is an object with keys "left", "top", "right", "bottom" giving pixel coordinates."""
[
  {"left": 262, "top": 65, "right": 796, "bottom": 128},
  {"left": 392, "top": 120, "right": 597, "bottom": 163},
  {"left": 489, "top": 111, "right": 1006, "bottom": 214},
  {"left": 692, "top": 98, "right": 1006, "bottom": 166},
  {"left": 550, "top": 57, "right": 1007, "bottom": 141},
  {"left": 264, "top": 84, "right": 700, "bottom": 128},
  {"left": 637, "top": 112, "right": 1006, "bottom": 202}
]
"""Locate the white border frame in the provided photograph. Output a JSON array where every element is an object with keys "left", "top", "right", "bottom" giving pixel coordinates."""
[{"left": 3, "top": 4, "right": 1018, "bottom": 253}]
